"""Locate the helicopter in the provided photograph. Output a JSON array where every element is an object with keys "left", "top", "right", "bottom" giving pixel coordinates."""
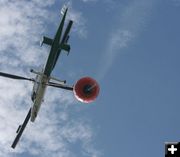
[{"left": 0, "top": 6, "right": 100, "bottom": 149}]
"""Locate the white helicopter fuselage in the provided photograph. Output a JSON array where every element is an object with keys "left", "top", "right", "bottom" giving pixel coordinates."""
[{"left": 30, "top": 72, "right": 49, "bottom": 122}]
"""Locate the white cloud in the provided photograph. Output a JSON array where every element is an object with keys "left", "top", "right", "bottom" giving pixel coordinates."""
[
  {"left": 66, "top": 1, "right": 88, "bottom": 38},
  {"left": 0, "top": 1, "right": 101, "bottom": 157},
  {"left": 97, "top": 0, "right": 159, "bottom": 80},
  {"left": 171, "top": 0, "right": 180, "bottom": 6},
  {"left": 81, "top": 0, "right": 97, "bottom": 2},
  {"left": 0, "top": 0, "right": 51, "bottom": 68}
]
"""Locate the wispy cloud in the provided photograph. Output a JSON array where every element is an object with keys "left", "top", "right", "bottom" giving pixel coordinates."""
[
  {"left": 81, "top": 0, "right": 97, "bottom": 3},
  {"left": 0, "top": 1, "right": 101, "bottom": 157},
  {"left": 66, "top": 1, "right": 88, "bottom": 38},
  {"left": 97, "top": 0, "right": 159, "bottom": 80},
  {"left": 171, "top": 0, "right": 180, "bottom": 6}
]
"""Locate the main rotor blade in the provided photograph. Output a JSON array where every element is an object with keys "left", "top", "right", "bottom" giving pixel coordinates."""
[
  {"left": 48, "top": 81, "right": 73, "bottom": 91},
  {"left": 0, "top": 72, "right": 33, "bottom": 81},
  {"left": 11, "top": 108, "right": 31, "bottom": 149}
]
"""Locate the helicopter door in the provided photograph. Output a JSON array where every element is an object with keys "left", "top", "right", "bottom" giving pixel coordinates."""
[{"left": 31, "top": 74, "right": 40, "bottom": 102}]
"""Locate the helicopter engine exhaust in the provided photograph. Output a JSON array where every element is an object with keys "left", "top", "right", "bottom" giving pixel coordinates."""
[{"left": 73, "top": 77, "right": 100, "bottom": 103}]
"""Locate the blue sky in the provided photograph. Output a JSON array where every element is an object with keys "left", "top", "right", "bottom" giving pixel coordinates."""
[{"left": 0, "top": 0, "right": 180, "bottom": 157}]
